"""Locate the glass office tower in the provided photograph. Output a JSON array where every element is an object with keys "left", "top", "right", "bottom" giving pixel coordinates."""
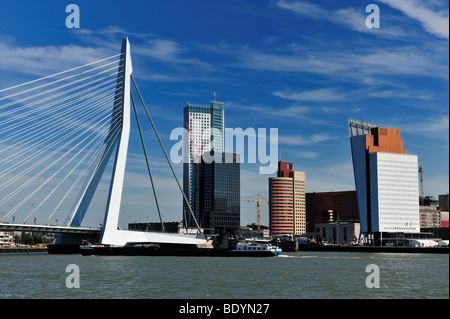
[
  {"left": 183, "top": 100, "right": 224, "bottom": 228},
  {"left": 192, "top": 152, "right": 240, "bottom": 233}
]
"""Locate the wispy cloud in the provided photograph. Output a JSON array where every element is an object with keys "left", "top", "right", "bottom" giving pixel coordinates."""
[
  {"left": 367, "top": 89, "right": 434, "bottom": 100},
  {"left": 272, "top": 88, "right": 348, "bottom": 102},
  {"left": 225, "top": 100, "right": 337, "bottom": 126},
  {"left": 132, "top": 38, "right": 214, "bottom": 72},
  {"left": 297, "top": 151, "right": 319, "bottom": 159},
  {"left": 278, "top": 133, "right": 335, "bottom": 146},
  {"left": 0, "top": 41, "right": 111, "bottom": 78},
  {"left": 225, "top": 100, "right": 309, "bottom": 118},
  {"left": 74, "top": 27, "right": 217, "bottom": 82},
  {"left": 76, "top": 26, "right": 154, "bottom": 39},
  {"left": 233, "top": 44, "right": 448, "bottom": 82},
  {"left": 377, "top": 0, "right": 449, "bottom": 39},
  {"left": 402, "top": 117, "right": 449, "bottom": 134},
  {"left": 333, "top": 7, "right": 410, "bottom": 39},
  {"left": 275, "top": 0, "right": 327, "bottom": 19},
  {"left": 275, "top": 0, "right": 410, "bottom": 39}
]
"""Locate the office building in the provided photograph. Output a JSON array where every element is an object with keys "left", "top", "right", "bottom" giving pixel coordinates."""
[
  {"left": 191, "top": 152, "right": 240, "bottom": 233},
  {"left": 349, "top": 119, "right": 420, "bottom": 244},
  {"left": 439, "top": 194, "right": 449, "bottom": 211},
  {"left": 183, "top": 100, "right": 224, "bottom": 228},
  {"left": 306, "top": 191, "right": 359, "bottom": 233},
  {"left": 269, "top": 161, "right": 305, "bottom": 237}
]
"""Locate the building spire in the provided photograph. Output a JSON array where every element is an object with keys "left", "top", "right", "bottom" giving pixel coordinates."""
[{"left": 213, "top": 91, "right": 216, "bottom": 101}]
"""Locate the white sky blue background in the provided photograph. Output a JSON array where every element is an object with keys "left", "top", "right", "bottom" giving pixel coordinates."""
[{"left": 0, "top": 0, "right": 448, "bottom": 228}]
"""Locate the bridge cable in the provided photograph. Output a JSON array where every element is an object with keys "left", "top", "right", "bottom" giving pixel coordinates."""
[
  {"left": 130, "top": 75, "right": 202, "bottom": 234},
  {"left": 0, "top": 53, "right": 123, "bottom": 94},
  {"left": 60, "top": 124, "right": 123, "bottom": 227},
  {"left": 42, "top": 93, "right": 125, "bottom": 226},
  {"left": 0, "top": 58, "right": 124, "bottom": 103},
  {"left": 0, "top": 86, "right": 123, "bottom": 171},
  {"left": 0, "top": 55, "right": 125, "bottom": 224},
  {"left": 130, "top": 90, "right": 165, "bottom": 232},
  {"left": 2, "top": 111, "right": 121, "bottom": 223},
  {"left": 0, "top": 72, "right": 123, "bottom": 127},
  {"left": 0, "top": 95, "right": 121, "bottom": 192}
]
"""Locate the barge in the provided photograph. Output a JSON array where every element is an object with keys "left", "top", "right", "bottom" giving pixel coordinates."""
[{"left": 79, "top": 242, "right": 282, "bottom": 257}]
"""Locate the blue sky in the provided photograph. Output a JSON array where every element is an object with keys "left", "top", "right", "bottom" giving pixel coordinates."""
[{"left": 0, "top": 0, "right": 448, "bottom": 227}]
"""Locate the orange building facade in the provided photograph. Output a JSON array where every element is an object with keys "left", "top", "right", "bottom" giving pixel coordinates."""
[
  {"left": 365, "top": 127, "right": 406, "bottom": 155},
  {"left": 269, "top": 161, "right": 306, "bottom": 237},
  {"left": 269, "top": 177, "right": 294, "bottom": 237}
]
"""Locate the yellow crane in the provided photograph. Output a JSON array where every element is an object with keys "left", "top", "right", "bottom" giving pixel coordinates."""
[{"left": 240, "top": 194, "right": 269, "bottom": 230}]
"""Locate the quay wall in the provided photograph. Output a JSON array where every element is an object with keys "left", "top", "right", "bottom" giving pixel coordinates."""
[{"left": 0, "top": 247, "right": 47, "bottom": 254}]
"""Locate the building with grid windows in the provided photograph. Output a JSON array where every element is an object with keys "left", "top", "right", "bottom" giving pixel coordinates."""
[
  {"left": 349, "top": 119, "right": 420, "bottom": 244},
  {"left": 183, "top": 100, "right": 224, "bottom": 228},
  {"left": 191, "top": 152, "right": 240, "bottom": 233},
  {"left": 269, "top": 161, "right": 306, "bottom": 237}
]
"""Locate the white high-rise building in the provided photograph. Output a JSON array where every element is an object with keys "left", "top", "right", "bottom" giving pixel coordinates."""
[
  {"left": 370, "top": 152, "right": 420, "bottom": 233},
  {"left": 349, "top": 120, "right": 420, "bottom": 244},
  {"left": 183, "top": 101, "right": 224, "bottom": 228}
]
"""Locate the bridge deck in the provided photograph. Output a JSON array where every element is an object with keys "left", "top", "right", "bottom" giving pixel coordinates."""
[{"left": 0, "top": 223, "right": 101, "bottom": 235}]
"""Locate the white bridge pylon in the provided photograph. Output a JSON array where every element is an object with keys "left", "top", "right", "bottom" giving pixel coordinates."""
[{"left": 60, "top": 38, "right": 206, "bottom": 247}]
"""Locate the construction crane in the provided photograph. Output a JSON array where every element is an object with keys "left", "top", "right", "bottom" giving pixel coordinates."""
[
  {"left": 240, "top": 194, "right": 269, "bottom": 231},
  {"left": 419, "top": 164, "right": 424, "bottom": 206}
]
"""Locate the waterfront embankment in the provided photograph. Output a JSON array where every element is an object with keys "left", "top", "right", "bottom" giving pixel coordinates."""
[
  {"left": 296, "top": 244, "right": 449, "bottom": 254},
  {"left": 0, "top": 247, "right": 47, "bottom": 254}
]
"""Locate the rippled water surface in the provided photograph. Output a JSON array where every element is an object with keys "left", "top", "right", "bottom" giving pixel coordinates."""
[{"left": 1, "top": 252, "right": 448, "bottom": 299}]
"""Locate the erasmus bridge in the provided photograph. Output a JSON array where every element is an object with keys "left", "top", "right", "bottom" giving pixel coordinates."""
[{"left": 0, "top": 38, "right": 206, "bottom": 247}]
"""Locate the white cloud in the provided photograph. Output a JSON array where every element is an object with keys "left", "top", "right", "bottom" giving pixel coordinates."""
[
  {"left": 225, "top": 100, "right": 308, "bottom": 117},
  {"left": 224, "top": 100, "right": 336, "bottom": 126},
  {"left": 377, "top": 0, "right": 449, "bottom": 38},
  {"left": 234, "top": 44, "right": 448, "bottom": 82},
  {"left": 402, "top": 117, "right": 449, "bottom": 134},
  {"left": 332, "top": 7, "right": 410, "bottom": 39},
  {"left": 275, "top": 0, "right": 411, "bottom": 39},
  {"left": 272, "top": 88, "right": 348, "bottom": 102},
  {"left": 0, "top": 42, "right": 112, "bottom": 78},
  {"left": 77, "top": 26, "right": 153, "bottom": 39},
  {"left": 276, "top": 0, "right": 328, "bottom": 19},
  {"left": 297, "top": 151, "right": 319, "bottom": 159},
  {"left": 278, "top": 133, "right": 334, "bottom": 145},
  {"left": 367, "top": 89, "right": 434, "bottom": 100},
  {"left": 132, "top": 38, "right": 214, "bottom": 72}
]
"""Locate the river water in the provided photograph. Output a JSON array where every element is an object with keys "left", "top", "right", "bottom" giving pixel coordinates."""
[{"left": 0, "top": 251, "right": 448, "bottom": 299}]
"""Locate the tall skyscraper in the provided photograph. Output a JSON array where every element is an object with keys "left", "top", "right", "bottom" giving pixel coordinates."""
[
  {"left": 192, "top": 152, "right": 240, "bottom": 233},
  {"left": 269, "top": 161, "right": 306, "bottom": 237},
  {"left": 349, "top": 119, "right": 420, "bottom": 243},
  {"left": 183, "top": 100, "right": 224, "bottom": 228}
]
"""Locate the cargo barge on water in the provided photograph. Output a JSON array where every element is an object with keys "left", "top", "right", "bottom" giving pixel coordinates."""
[{"left": 78, "top": 241, "right": 282, "bottom": 257}]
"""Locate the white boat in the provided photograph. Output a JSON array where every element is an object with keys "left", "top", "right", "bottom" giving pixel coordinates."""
[{"left": 230, "top": 242, "right": 282, "bottom": 256}]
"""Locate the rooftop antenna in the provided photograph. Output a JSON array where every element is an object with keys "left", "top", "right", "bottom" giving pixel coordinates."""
[{"left": 213, "top": 91, "right": 216, "bottom": 101}]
